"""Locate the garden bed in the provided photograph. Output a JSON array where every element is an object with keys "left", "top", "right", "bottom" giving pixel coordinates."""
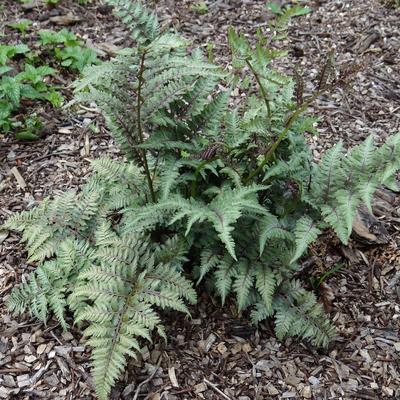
[{"left": 1, "top": 0, "right": 399, "bottom": 399}]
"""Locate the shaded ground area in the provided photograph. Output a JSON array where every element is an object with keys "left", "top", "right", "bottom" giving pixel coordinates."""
[{"left": 1, "top": 0, "right": 400, "bottom": 399}]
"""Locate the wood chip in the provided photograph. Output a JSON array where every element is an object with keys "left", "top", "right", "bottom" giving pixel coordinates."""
[
  {"left": 168, "top": 366, "right": 179, "bottom": 388},
  {"left": 49, "top": 14, "right": 83, "bottom": 25},
  {"left": 10, "top": 167, "right": 26, "bottom": 189}
]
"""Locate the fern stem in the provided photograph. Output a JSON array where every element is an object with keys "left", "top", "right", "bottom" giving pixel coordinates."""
[
  {"left": 245, "top": 59, "right": 272, "bottom": 123},
  {"left": 190, "top": 159, "right": 216, "bottom": 198},
  {"left": 245, "top": 100, "right": 311, "bottom": 184},
  {"left": 137, "top": 51, "right": 156, "bottom": 202}
]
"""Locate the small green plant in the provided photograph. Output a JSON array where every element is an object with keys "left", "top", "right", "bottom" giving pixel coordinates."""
[
  {"left": 191, "top": 1, "right": 208, "bottom": 15},
  {"left": 55, "top": 46, "right": 99, "bottom": 72},
  {"left": 45, "top": 0, "right": 61, "bottom": 5},
  {"left": 310, "top": 263, "right": 344, "bottom": 290},
  {"left": 4, "top": 1, "right": 400, "bottom": 399},
  {"left": 38, "top": 29, "right": 80, "bottom": 47},
  {"left": 14, "top": 114, "right": 42, "bottom": 141},
  {"left": 0, "top": 43, "right": 29, "bottom": 65},
  {"left": 38, "top": 29, "right": 99, "bottom": 72},
  {"left": 0, "top": 44, "right": 63, "bottom": 135},
  {"left": 8, "top": 19, "right": 33, "bottom": 34},
  {"left": 266, "top": 2, "right": 311, "bottom": 16},
  {"left": 266, "top": 2, "right": 311, "bottom": 40}
]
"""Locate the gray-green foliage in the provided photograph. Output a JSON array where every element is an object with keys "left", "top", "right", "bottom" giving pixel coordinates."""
[{"left": 4, "top": 1, "right": 400, "bottom": 399}]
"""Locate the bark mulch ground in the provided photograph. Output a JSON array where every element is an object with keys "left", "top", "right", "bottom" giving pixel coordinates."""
[{"left": 1, "top": 0, "right": 400, "bottom": 399}]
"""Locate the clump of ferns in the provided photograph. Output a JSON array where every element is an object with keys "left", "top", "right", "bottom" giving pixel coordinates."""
[{"left": 4, "top": 1, "right": 400, "bottom": 400}]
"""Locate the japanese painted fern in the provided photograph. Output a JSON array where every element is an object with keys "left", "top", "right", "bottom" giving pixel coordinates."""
[{"left": 4, "top": 1, "right": 400, "bottom": 399}]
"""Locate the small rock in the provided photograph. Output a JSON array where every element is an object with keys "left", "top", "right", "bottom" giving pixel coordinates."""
[
  {"left": 1, "top": 375, "right": 15, "bottom": 388},
  {"left": 176, "top": 335, "right": 185, "bottom": 346},
  {"left": 7, "top": 151, "right": 16, "bottom": 161},
  {"left": 370, "top": 382, "right": 379, "bottom": 390},
  {"left": 242, "top": 343, "right": 252, "bottom": 353},
  {"left": 308, "top": 376, "right": 320, "bottom": 385},
  {"left": 54, "top": 346, "right": 71, "bottom": 357},
  {"left": 24, "top": 355, "right": 37, "bottom": 363},
  {"left": 360, "top": 349, "right": 372, "bottom": 363},
  {"left": 194, "top": 383, "right": 207, "bottom": 393},
  {"left": 285, "top": 375, "right": 301, "bottom": 387},
  {"left": 61, "top": 332, "right": 74, "bottom": 341},
  {"left": 16, "top": 375, "right": 30, "bottom": 388},
  {"left": 21, "top": 333, "right": 31, "bottom": 343},
  {"left": 302, "top": 385, "right": 312, "bottom": 399},
  {"left": 231, "top": 342, "right": 242, "bottom": 355},
  {"left": 282, "top": 391, "right": 296, "bottom": 398},
  {"left": 255, "top": 360, "right": 273, "bottom": 377},
  {"left": 36, "top": 344, "right": 47, "bottom": 355},
  {"left": 0, "top": 387, "right": 11, "bottom": 399},
  {"left": 44, "top": 374, "right": 59, "bottom": 386},
  {"left": 345, "top": 378, "right": 358, "bottom": 391},
  {"left": 382, "top": 386, "right": 394, "bottom": 396},
  {"left": 266, "top": 383, "right": 279, "bottom": 395},
  {"left": 217, "top": 342, "right": 228, "bottom": 355}
]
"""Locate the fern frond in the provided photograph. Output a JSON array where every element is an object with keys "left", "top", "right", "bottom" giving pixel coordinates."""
[
  {"left": 214, "top": 255, "right": 237, "bottom": 304},
  {"left": 172, "top": 185, "right": 268, "bottom": 259},
  {"left": 233, "top": 258, "right": 254, "bottom": 311},
  {"left": 74, "top": 233, "right": 192, "bottom": 400},
  {"left": 311, "top": 142, "right": 344, "bottom": 203},
  {"left": 274, "top": 280, "right": 335, "bottom": 347},
  {"left": 259, "top": 213, "right": 293, "bottom": 256},
  {"left": 291, "top": 216, "right": 321, "bottom": 263},
  {"left": 254, "top": 265, "right": 276, "bottom": 314},
  {"left": 321, "top": 205, "right": 348, "bottom": 243},
  {"left": 107, "top": 0, "right": 159, "bottom": 44},
  {"left": 335, "top": 188, "right": 359, "bottom": 238},
  {"left": 196, "top": 249, "right": 221, "bottom": 284},
  {"left": 156, "top": 158, "right": 183, "bottom": 200}
]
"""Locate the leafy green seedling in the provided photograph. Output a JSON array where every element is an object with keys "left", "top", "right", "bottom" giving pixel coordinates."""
[
  {"left": 45, "top": 0, "right": 61, "bottom": 5},
  {"left": 14, "top": 114, "right": 42, "bottom": 141},
  {"left": 38, "top": 29, "right": 99, "bottom": 72},
  {"left": 55, "top": 46, "right": 98, "bottom": 72},
  {"left": 0, "top": 63, "right": 63, "bottom": 134},
  {"left": 0, "top": 44, "right": 30, "bottom": 65},
  {"left": 17, "top": 64, "right": 63, "bottom": 106},
  {"left": 0, "top": 66, "right": 12, "bottom": 76},
  {"left": 17, "top": 64, "right": 56, "bottom": 86},
  {"left": 191, "top": 1, "right": 208, "bottom": 15},
  {"left": 8, "top": 19, "right": 33, "bottom": 34},
  {"left": 266, "top": 3, "right": 312, "bottom": 40},
  {"left": 310, "top": 263, "right": 344, "bottom": 290},
  {"left": 38, "top": 29, "right": 80, "bottom": 46},
  {"left": 266, "top": 2, "right": 311, "bottom": 16}
]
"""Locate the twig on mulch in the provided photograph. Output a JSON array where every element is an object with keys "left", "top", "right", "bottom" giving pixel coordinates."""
[
  {"left": 132, "top": 356, "right": 163, "bottom": 400},
  {"left": 204, "top": 378, "right": 233, "bottom": 400}
]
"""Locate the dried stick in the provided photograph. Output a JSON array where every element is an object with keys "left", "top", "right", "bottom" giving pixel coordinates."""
[{"left": 203, "top": 378, "right": 233, "bottom": 400}]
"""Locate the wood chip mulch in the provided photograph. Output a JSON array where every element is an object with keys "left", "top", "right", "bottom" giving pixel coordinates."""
[{"left": 1, "top": 0, "right": 400, "bottom": 399}]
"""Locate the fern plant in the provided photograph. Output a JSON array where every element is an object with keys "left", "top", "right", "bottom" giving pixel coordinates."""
[{"left": 4, "top": 1, "right": 400, "bottom": 399}]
